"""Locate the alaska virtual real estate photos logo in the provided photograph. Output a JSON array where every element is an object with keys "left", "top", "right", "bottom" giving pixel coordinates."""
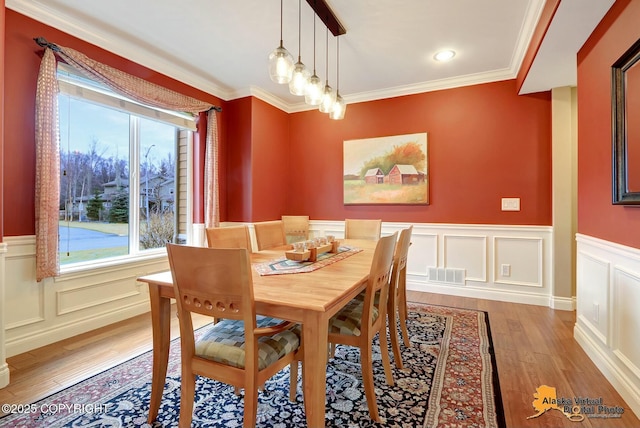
[{"left": 527, "top": 385, "right": 625, "bottom": 422}]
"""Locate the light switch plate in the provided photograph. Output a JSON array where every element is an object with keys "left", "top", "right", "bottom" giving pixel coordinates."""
[{"left": 501, "top": 197, "right": 520, "bottom": 211}]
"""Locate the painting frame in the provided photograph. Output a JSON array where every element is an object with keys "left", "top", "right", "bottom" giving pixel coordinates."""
[{"left": 343, "top": 132, "right": 428, "bottom": 205}]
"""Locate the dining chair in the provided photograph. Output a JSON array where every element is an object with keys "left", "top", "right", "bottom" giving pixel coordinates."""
[
  {"left": 344, "top": 218, "right": 382, "bottom": 240},
  {"left": 205, "top": 225, "right": 252, "bottom": 251},
  {"left": 281, "top": 215, "right": 310, "bottom": 243},
  {"left": 327, "top": 232, "right": 397, "bottom": 422},
  {"left": 254, "top": 220, "right": 287, "bottom": 250},
  {"left": 166, "top": 244, "right": 302, "bottom": 428},
  {"left": 387, "top": 225, "right": 413, "bottom": 369}
]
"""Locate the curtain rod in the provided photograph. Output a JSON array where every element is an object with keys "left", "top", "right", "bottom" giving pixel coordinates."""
[{"left": 34, "top": 37, "right": 223, "bottom": 113}]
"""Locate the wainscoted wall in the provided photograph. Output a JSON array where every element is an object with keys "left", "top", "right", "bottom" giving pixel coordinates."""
[
  {"left": 305, "top": 221, "right": 557, "bottom": 308},
  {"left": 3, "top": 221, "right": 555, "bottom": 358},
  {"left": 3, "top": 236, "right": 169, "bottom": 357},
  {"left": 575, "top": 233, "right": 640, "bottom": 417}
]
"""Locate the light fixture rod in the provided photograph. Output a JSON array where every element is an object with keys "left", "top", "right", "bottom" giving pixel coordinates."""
[
  {"left": 324, "top": 22, "right": 329, "bottom": 83},
  {"left": 297, "top": 0, "right": 302, "bottom": 59},
  {"left": 279, "top": 0, "right": 284, "bottom": 43},
  {"left": 305, "top": 0, "right": 346, "bottom": 36}
]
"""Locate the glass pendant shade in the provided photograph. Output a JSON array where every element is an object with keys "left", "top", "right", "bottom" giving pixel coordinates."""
[
  {"left": 268, "top": 43, "right": 294, "bottom": 84},
  {"left": 305, "top": 74, "right": 323, "bottom": 105},
  {"left": 330, "top": 92, "right": 346, "bottom": 120},
  {"left": 289, "top": 60, "right": 310, "bottom": 95},
  {"left": 319, "top": 83, "right": 336, "bottom": 113}
]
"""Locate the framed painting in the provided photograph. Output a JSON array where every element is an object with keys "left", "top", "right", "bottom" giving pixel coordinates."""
[{"left": 343, "top": 132, "right": 428, "bottom": 205}]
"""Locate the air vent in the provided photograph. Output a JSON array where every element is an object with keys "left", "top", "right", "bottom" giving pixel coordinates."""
[{"left": 427, "top": 267, "right": 465, "bottom": 285}]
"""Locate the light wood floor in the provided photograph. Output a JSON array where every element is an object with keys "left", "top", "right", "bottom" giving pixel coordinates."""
[{"left": 0, "top": 291, "right": 638, "bottom": 427}]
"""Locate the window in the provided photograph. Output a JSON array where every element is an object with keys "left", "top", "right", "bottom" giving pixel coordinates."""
[{"left": 57, "top": 67, "right": 194, "bottom": 267}]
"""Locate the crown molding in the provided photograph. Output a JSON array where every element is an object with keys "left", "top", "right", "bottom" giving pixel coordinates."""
[
  {"left": 7, "top": 0, "right": 542, "bottom": 114},
  {"left": 7, "top": 0, "right": 233, "bottom": 101}
]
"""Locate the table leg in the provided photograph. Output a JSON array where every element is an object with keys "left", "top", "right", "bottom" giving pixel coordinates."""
[
  {"left": 302, "top": 312, "right": 328, "bottom": 428},
  {"left": 147, "top": 284, "right": 171, "bottom": 423}
]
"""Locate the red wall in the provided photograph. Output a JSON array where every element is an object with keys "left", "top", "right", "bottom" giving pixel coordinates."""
[
  {"left": 286, "top": 80, "right": 552, "bottom": 224},
  {"left": 225, "top": 97, "right": 253, "bottom": 221},
  {"left": 0, "top": 1, "right": 5, "bottom": 240},
  {"left": 3, "top": 10, "right": 224, "bottom": 236},
  {"left": 249, "top": 98, "right": 290, "bottom": 222},
  {"left": 577, "top": 0, "right": 640, "bottom": 249}
]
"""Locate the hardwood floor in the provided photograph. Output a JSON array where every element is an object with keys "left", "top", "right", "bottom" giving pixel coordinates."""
[{"left": 0, "top": 292, "right": 638, "bottom": 427}]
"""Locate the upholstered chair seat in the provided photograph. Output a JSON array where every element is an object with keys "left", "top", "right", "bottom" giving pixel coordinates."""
[{"left": 196, "top": 316, "right": 300, "bottom": 370}]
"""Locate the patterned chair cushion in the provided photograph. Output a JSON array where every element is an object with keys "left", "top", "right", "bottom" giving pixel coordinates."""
[
  {"left": 329, "top": 293, "right": 379, "bottom": 336},
  {"left": 195, "top": 315, "right": 300, "bottom": 370}
]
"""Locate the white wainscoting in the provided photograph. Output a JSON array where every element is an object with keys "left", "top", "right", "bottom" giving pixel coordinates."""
[
  {"left": 308, "top": 221, "right": 555, "bottom": 308},
  {"left": 2, "top": 236, "right": 169, "bottom": 357},
  {"left": 575, "top": 233, "right": 640, "bottom": 417},
  {"left": 2, "top": 221, "right": 556, "bottom": 359},
  {"left": 243, "top": 221, "right": 556, "bottom": 308}
]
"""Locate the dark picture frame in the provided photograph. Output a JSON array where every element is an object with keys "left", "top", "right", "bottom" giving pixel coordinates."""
[{"left": 612, "top": 37, "right": 640, "bottom": 204}]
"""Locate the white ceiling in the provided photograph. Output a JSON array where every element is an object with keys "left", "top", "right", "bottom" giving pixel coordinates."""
[{"left": 7, "top": 0, "right": 614, "bottom": 112}]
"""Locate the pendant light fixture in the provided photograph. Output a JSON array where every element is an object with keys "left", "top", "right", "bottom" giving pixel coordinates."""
[
  {"left": 319, "top": 23, "right": 336, "bottom": 113},
  {"left": 268, "top": 0, "right": 294, "bottom": 84},
  {"left": 305, "top": 1, "right": 323, "bottom": 106},
  {"left": 289, "top": 0, "right": 310, "bottom": 95},
  {"left": 330, "top": 35, "right": 346, "bottom": 120}
]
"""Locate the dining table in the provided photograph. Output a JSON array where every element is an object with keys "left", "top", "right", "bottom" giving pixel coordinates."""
[{"left": 137, "top": 238, "right": 378, "bottom": 427}]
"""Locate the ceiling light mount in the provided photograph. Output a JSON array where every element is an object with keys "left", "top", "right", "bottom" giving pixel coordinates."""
[{"left": 305, "top": 0, "right": 345, "bottom": 36}]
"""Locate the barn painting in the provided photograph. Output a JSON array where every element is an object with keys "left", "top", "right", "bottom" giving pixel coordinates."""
[{"left": 343, "top": 133, "right": 428, "bottom": 205}]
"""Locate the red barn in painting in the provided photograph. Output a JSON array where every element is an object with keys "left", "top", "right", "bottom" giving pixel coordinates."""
[
  {"left": 364, "top": 168, "right": 384, "bottom": 184},
  {"left": 388, "top": 164, "right": 424, "bottom": 184}
]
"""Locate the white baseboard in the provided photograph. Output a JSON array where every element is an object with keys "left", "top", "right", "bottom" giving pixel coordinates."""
[
  {"left": 0, "top": 363, "right": 9, "bottom": 389},
  {"left": 5, "top": 301, "right": 151, "bottom": 357},
  {"left": 574, "top": 324, "right": 640, "bottom": 418},
  {"left": 407, "top": 281, "right": 552, "bottom": 307}
]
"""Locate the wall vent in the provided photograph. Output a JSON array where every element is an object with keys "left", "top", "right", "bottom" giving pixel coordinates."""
[{"left": 427, "top": 267, "right": 466, "bottom": 285}]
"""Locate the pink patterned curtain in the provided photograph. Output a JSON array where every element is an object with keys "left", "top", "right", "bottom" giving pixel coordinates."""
[
  {"left": 35, "top": 49, "right": 61, "bottom": 281},
  {"left": 34, "top": 38, "right": 220, "bottom": 281}
]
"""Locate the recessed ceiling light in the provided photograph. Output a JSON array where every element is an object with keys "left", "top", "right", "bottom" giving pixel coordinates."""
[{"left": 434, "top": 50, "right": 456, "bottom": 62}]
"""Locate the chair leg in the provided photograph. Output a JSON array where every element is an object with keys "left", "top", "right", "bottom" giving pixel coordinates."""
[
  {"left": 387, "top": 289, "right": 404, "bottom": 369},
  {"left": 378, "top": 328, "right": 395, "bottom": 386},
  {"left": 179, "top": 371, "right": 196, "bottom": 428},
  {"left": 360, "top": 343, "right": 380, "bottom": 422},
  {"left": 243, "top": 387, "right": 258, "bottom": 428},
  {"left": 289, "top": 361, "right": 298, "bottom": 402},
  {"left": 398, "top": 272, "right": 411, "bottom": 348}
]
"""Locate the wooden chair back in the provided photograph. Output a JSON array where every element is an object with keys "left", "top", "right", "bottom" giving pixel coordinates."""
[
  {"left": 281, "top": 215, "right": 310, "bottom": 243},
  {"left": 205, "top": 225, "right": 252, "bottom": 251},
  {"left": 327, "top": 231, "right": 397, "bottom": 422},
  {"left": 167, "top": 244, "right": 255, "bottom": 331},
  {"left": 362, "top": 232, "right": 397, "bottom": 333},
  {"left": 254, "top": 220, "right": 287, "bottom": 250},
  {"left": 344, "top": 218, "right": 382, "bottom": 240},
  {"left": 388, "top": 225, "right": 413, "bottom": 367},
  {"left": 166, "top": 243, "right": 300, "bottom": 427}
]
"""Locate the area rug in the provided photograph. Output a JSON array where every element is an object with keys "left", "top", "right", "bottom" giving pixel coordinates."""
[{"left": 0, "top": 303, "right": 505, "bottom": 427}]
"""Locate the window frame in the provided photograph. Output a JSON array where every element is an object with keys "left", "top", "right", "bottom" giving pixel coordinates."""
[{"left": 56, "top": 67, "right": 194, "bottom": 272}]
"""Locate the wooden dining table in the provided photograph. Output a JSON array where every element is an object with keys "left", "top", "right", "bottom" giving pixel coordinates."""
[{"left": 137, "top": 239, "right": 378, "bottom": 427}]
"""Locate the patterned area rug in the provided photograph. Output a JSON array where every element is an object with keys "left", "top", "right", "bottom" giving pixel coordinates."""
[{"left": 0, "top": 303, "right": 505, "bottom": 427}]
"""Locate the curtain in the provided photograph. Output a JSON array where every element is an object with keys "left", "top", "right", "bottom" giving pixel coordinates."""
[
  {"left": 35, "top": 49, "right": 61, "bottom": 281},
  {"left": 34, "top": 38, "right": 220, "bottom": 281}
]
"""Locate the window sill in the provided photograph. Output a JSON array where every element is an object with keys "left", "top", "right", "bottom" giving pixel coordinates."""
[{"left": 56, "top": 250, "right": 168, "bottom": 281}]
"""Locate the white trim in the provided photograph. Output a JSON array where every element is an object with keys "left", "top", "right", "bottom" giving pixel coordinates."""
[
  {"left": 575, "top": 233, "right": 640, "bottom": 418},
  {"left": 574, "top": 324, "right": 640, "bottom": 418},
  {"left": 0, "top": 242, "right": 8, "bottom": 388},
  {"left": 6, "top": 301, "right": 151, "bottom": 357}
]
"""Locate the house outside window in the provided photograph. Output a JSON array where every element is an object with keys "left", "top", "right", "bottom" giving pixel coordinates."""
[{"left": 57, "top": 66, "right": 194, "bottom": 267}]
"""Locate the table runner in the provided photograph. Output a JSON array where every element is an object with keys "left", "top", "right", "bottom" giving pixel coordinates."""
[{"left": 253, "top": 246, "right": 362, "bottom": 276}]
